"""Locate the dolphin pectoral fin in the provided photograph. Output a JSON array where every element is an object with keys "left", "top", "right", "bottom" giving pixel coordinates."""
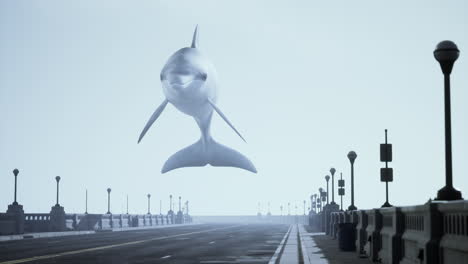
[
  {"left": 138, "top": 99, "right": 169, "bottom": 143},
  {"left": 207, "top": 99, "right": 246, "bottom": 143}
]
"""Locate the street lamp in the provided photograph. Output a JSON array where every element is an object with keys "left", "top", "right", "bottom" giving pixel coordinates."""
[
  {"left": 147, "top": 194, "right": 151, "bottom": 214},
  {"left": 13, "top": 169, "right": 19, "bottom": 205},
  {"left": 169, "top": 195, "right": 173, "bottom": 212},
  {"left": 55, "top": 176, "right": 61, "bottom": 206},
  {"left": 178, "top": 196, "right": 182, "bottom": 212},
  {"left": 347, "top": 151, "right": 357, "bottom": 210},
  {"left": 434, "top": 40, "right": 463, "bottom": 201},
  {"left": 325, "top": 175, "right": 330, "bottom": 205},
  {"left": 106, "top": 188, "right": 112, "bottom": 214},
  {"left": 330, "top": 168, "right": 336, "bottom": 205},
  {"left": 303, "top": 200, "right": 306, "bottom": 215},
  {"left": 288, "top": 202, "right": 291, "bottom": 215},
  {"left": 310, "top": 195, "right": 314, "bottom": 213}
]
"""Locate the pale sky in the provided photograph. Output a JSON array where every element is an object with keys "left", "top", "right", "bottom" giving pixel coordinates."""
[{"left": 1, "top": 0, "right": 467, "bottom": 215}]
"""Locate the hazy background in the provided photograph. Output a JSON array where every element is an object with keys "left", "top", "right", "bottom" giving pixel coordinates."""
[{"left": 1, "top": 0, "right": 467, "bottom": 215}]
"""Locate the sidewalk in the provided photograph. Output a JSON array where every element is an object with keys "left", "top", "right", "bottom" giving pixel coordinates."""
[
  {"left": 0, "top": 223, "right": 200, "bottom": 243},
  {"left": 300, "top": 226, "right": 370, "bottom": 264}
]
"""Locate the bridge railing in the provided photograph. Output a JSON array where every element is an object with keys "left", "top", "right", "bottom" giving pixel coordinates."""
[{"left": 310, "top": 200, "right": 468, "bottom": 264}]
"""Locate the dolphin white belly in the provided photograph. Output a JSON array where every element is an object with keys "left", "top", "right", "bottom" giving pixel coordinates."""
[{"left": 138, "top": 26, "right": 257, "bottom": 174}]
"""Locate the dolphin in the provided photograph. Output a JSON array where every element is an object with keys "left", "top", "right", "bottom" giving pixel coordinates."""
[{"left": 138, "top": 26, "right": 257, "bottom": 174}]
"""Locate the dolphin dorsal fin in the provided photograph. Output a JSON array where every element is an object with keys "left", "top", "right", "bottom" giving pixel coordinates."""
[{"left": 191, "top": 25, "right": 199, "bottom": 48}]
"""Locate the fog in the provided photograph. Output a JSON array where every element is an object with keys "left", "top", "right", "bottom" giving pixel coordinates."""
[{"left": 1, "top": 0, "right": 467, "bottom": 215}]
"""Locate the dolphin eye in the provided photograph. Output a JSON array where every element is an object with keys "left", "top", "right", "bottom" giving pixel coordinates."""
[{"left": 200, "top": 73, "right": 207, "bottom": 81}]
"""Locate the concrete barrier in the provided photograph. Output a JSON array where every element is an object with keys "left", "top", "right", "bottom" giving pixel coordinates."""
[
  {"left": 437, "top": 201, "right": 468, "bottom": 264},
  {"left": 355, "top": 210, "right": 368, "bottom": 255},
  {"left": 0, "top": 213, "right": 17, "bottom": 235},
  {"left": 99, "top": 214, "right": 113, "bottom": 230},
  {"left": 378, "top": 207, "right": 403, "bottom": 264},
  {"left": 364, "top": 209, "right": 382, "bottom": 261},
  {"left": 400, "top": 202, "right": 440, "bottom": 264},
  {"left": 24, "top": 214, "right": 50, "bottom": 233}
]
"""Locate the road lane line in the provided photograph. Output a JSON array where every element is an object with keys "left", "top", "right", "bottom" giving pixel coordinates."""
[
  {"left": 0, "top": 225, "right": 241, "bottom": 264},
  {"left": 268, "top": 225, "right": 292, "bottom": 264},
  {"left": 209, "top": 241, "right": 216, "bottom": 244},
  {"left": 160, "top": 255, "right": 171, "bottom": 259}
]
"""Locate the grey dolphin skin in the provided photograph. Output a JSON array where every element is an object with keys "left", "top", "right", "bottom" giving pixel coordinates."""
[{"left": 138, "top": 26, "right": 257, "bottom": 174}]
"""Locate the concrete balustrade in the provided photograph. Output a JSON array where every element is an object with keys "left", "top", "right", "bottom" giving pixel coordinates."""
[
  {"left": 400, "top": 203, "right": 440, "bottom": 264},
  {"left": 378, "top": 207, "right": 404, "bottom": 264},
  {"left": 355, "top": 210, "right": 368, "bottom": 256},
  {"left": 364, "top": 209, "right": 383, "bottom": 261},
  {"left": 0, "top": 213, "right": 18, "bottom": 235},
  {"left": 313, "top": 200, "right": 468, "bottom": 264},
  {"left": 438, "top": 201, "right": 468, "bottom": 263},
  {"left": 24, "top": 214, "right": 51, "bottom": 233},
  {"left": 99, "top": 214, "right": 113, "bottom": 230}
]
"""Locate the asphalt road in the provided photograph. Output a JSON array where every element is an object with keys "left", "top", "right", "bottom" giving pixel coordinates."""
[{"left": 0, "top": 224, "right": 289, "bottom": 264}]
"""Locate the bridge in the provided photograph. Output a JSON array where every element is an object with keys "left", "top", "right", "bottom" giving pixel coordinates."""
[{"left": 1, "top": 35, "right": 468, "bottom": 264}]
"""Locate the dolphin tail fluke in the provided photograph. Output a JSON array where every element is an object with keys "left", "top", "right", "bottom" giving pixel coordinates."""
[
  {"left": 208, "top": 139, "right": 257, "bottom": 173},
  {"left": 161, "top": 138, "right": 257, "bottom": 174}
]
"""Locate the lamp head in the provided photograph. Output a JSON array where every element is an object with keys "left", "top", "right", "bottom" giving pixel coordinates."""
[
  {"left": 325, "top": 175, "right": 330, "bottom": 182},
  {"left": 434, "top": 40, "right": 459, "bottom": 75},
  {"left": 347, "top": 151, "right": 357, "bottom": 164},
  {"left": 13, "top": 168, "right": 19, "bottom": 177},
  {"left": 55, "top": 176, "right": 61, "bottom": 182},
  {"left": 107, "top": 188, "right": 111, "bottom": 193},
  {"left": 330, "top": 168, "right": 336, "bottom": 176}
]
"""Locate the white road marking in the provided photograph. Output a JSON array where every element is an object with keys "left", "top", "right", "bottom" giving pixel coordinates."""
[
  {"left": 268, "top": 225, "right": 292, "bottom": 264},
  {"left": 209, "top": 241, "right": 216, "bottom": 244},
  {"left": 160, "top": 255, "right": 171, "bottom": 259},
  {"left": 0, "top": 225, "right": 241, "bottom": 264}
]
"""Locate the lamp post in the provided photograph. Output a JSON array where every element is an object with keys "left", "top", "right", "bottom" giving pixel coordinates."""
[
  {"left": 310, "top": 195, "right": 314, "bottom": 213},
  {"left": 338, "top": 173, "right": 345, "bottom": 211},
  {"left": 330, "top": 168, "right": 336, "bottom": 205},
  {"left": 288, "top": 202, "right": 291, "bottom": 215},
  {"left": 178, "top": 196, "right": 182, "bottom": 212},
  {"left": 434, "top": 40, "right": 463, "bottom": 201},
  {"left": 347, "top": 151, "right": 357, "bottom": 210},
  {"left": 106, "top": 188, "right": 111, "bottom": 214},
  {"left": 159, "top": 200, "right": 162, "bottom": 215},
  {"left": 126, "top": 194, "right": 129, "bottom": 214},
  {"left": 169, "top": 195, "right": 173, "bottom": 211},
  {"left": 303, "top": 200, "right": 306, "bottom": 215},
  {"left": 280, "top": 205, "right": 283, "bottom": 216},
  {"left": 85, "top": 189, "right": 88, "bottom": 214},
  {"left": 380, "top": 129, "right": 393, "bottom": 207},
  {"left": 13, "top": 169, "right": 19, "bottom": 204},
  {"left": 55, "top": 176, "right": 61, "bottom": 206},
  {"left": 325, "top": 175, "right": 330, "bottom": 205},
  {"left": 147, "top": 194, "right": 151, "bottom": 214},
  {"left": 318, "top": 188, "right": 323, "bottom": 212}
]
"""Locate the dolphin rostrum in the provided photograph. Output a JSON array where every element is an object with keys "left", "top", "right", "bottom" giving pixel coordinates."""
[{"left": 138, "top": 26, "right": 257, "bottom": 174}]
